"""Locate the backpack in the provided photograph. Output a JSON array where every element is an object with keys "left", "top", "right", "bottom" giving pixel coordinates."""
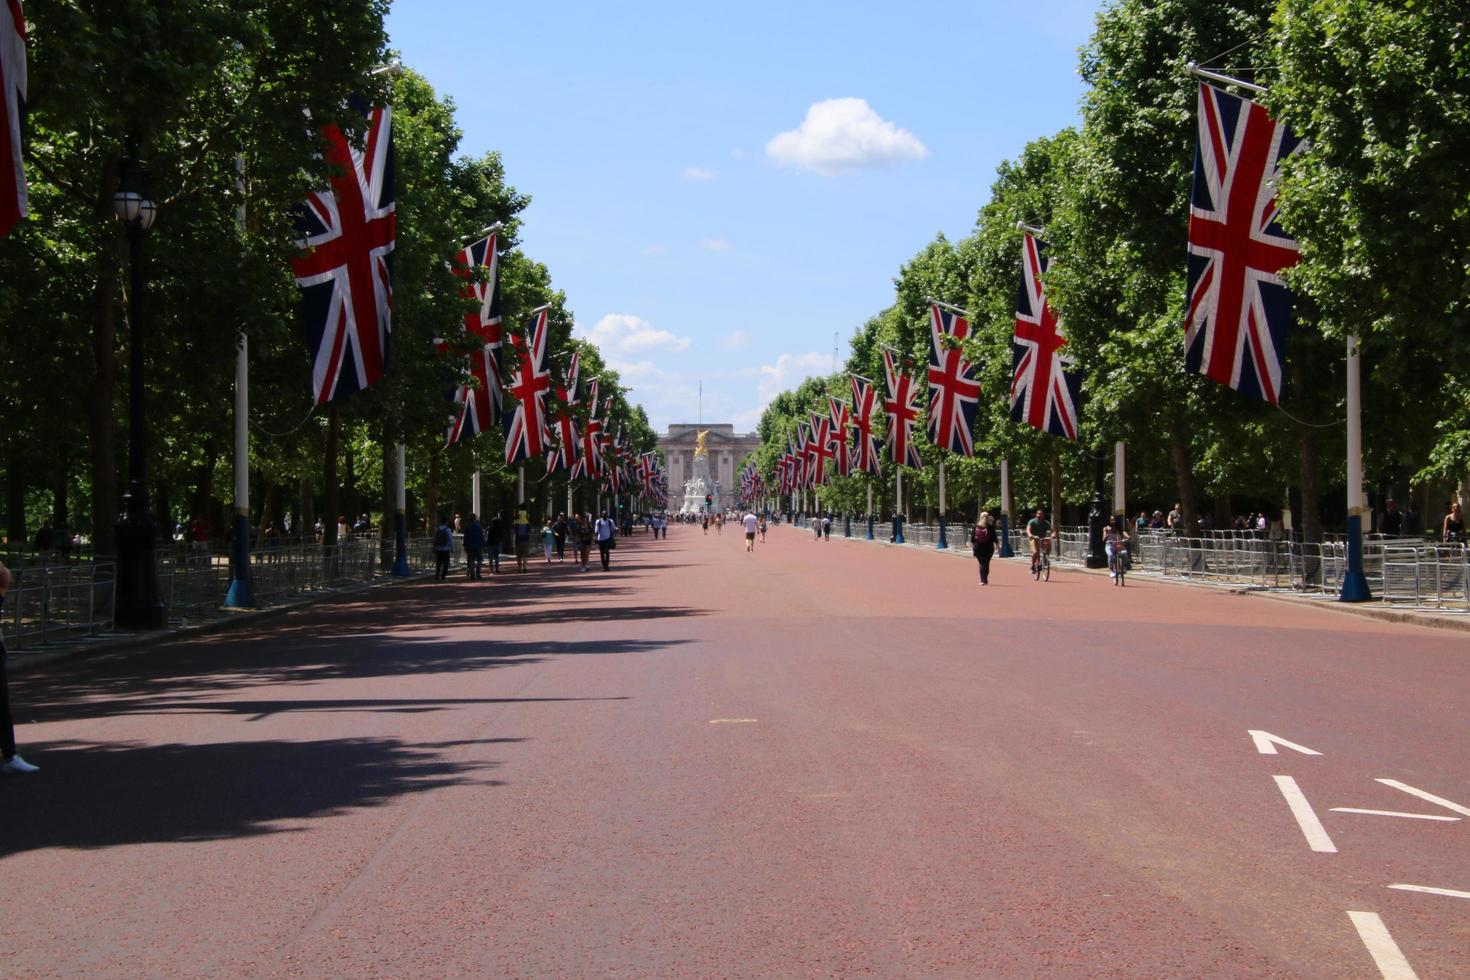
[
  {"left": 434, "top": 525, "right": 451, "bottom": 548},
  {"left": 972, "top": 524, "right": 991, "bottom": 548}
]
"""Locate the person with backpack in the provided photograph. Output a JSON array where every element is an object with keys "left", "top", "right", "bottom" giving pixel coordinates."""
[
  {"left": 971, "top": 510, "right": 998, "bottom": 585},
  {"left": 432, "top": 515, "right": 453, "bottom": 581},
  {"left": 463, "top": 513, "right": 485, "bottom": 580}
]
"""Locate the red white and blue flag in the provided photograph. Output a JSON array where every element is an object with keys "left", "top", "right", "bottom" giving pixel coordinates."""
[
  {"left": 573, "top": 379, "right": 603, "bottom": 480},
  {"left": 1, "top": 0, "right": 27, "bottom": 238},
  {"left": 503, "top": 308, "right": 552, "bottom": 464},
  {"left": 1011, "top": 232, "right": 1082, "bottom": 439},
  {"left": 1185, "top": 83, "right": 1304, "bottom": 404},
  {"left": 443, "top": 232, "right": 503, "bottom": 445},
  {"left": 927, "top": 304, "right": 981, "bottom": 456},
  {"left": 849, "top": 376, "right": 883, "bottom": 476},
  {"left": 545, "top": 351, "right": 582, "bottom": 473},
  {"left": 809, "top": 412, "right": 836, "bottom": 486},
  {"left": 883, "top": 350, "right": 923, "bottom": 468},
  {"left": 828, "top": 397, "right": 852, "bottom": 479},
  {"left": 292, "top": 104, "right": 396, "bottom": 405},
  {"left": 798, "top": 420, "right": 818, "bottom": 490}
]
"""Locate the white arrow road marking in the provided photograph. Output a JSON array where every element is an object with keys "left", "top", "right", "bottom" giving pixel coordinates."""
[
  {"left": 708, "top": 718, "right": 758, "bottom": 724},
  {"left": 1347, "top": 911, "right": 1419, "bottom": 980},
  {"left": 1249, "top": 730, "right": 1323, "bottom": 755},
  {"left": 1376, "top": 779, "right": 1470, "bottom": 817},
  {"left": 1329, "top": 808, "right": 1460, "bottom": 822},
  {"left": 1273, "top": 775, "right": 1338, "bottom": 853},
  {"left": 1388, "top": 884, "right": 1470, "bottom": 900}
]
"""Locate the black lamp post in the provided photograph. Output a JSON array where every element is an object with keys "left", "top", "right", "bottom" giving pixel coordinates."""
[
  {"left": 1084, "top": 447, "right": 1108, "bottom": 569},
  {"left": 112, "top": 151, "right": 166, "bottom": 629}
]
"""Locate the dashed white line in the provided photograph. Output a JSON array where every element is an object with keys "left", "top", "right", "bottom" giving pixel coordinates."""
[
  {"left": 1388, "top": 883, "right": 1470, "bottom": 901},
  {"left": 1329, "top": 808, "right": 1460, "bottom": 822},
  {"left": 1376, "top": 779, "right": 1470, "bottom": 817},
  {"left": 1346, "top": 911, "right": 1418, "bottom": 979},
  {"left": 1250, "top": 730, "right": 1323, "bottom": 755},
  {"left": 708, "top": 718, "right": 758, "bottom": 724},
  {"left": 1273, "top": 775, "right": 1338, "bottom": 853}
]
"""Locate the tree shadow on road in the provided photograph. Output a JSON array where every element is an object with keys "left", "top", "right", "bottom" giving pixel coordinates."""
[{"left": 0, "top": 735, "right": 506, "bottom": 857}]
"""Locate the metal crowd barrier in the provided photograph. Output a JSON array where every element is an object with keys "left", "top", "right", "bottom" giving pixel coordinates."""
[{"left": 4, "top": 560, "right": 117, "bottom": 650}]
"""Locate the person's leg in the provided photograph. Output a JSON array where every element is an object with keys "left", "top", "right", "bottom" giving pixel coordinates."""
[
  {"left": 980, "top": 553, "right": 991, "bottom": 584},
  {"left": 0, "top": 644, "right": 17, "bottom": 761}
]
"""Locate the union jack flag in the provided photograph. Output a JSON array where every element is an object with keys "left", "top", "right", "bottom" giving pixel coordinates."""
[
  {"left": 638, "top": 452, "right": 658, "bottom": 494},
  {"left": 442, "top": 232, "right": 503, "bottom": 445},
  {"left": 798, "top": 420, "right": 818, "bottom": 489},
  {"left": 1185, "top": 83, "right": 1304, "bottom": 404},
  {"left": 1011, "top": 233, "right": 1082, "bottom": 439},
  {"left": 849, "top": 376, "right": 883, "bottom": 476},
  {"left": 503, "top": 308, "right": 552, "bottom": 464},
  {"left": 883, "top": 350, "right": 923, "bottom": 468},
  {"left": 828, "top": 397, "right": 852, "bottom": 478},
  {"left": 573, "top": 379, "right": 603, "bottom": 480},
  {"left": 927, "top": 304, "right": 980, "bottom": 456},
  {"left": 545, "top": 351, "right": 582, "bottom": 473},
  {"left": 809, "top": 412, "right": 836, "bottom": 486},
  {"left": 292, "top": 103, "right": 396, "bottom": 405},
  {"left": 1, "top": 0, "right": 26, "bottom": 238}
]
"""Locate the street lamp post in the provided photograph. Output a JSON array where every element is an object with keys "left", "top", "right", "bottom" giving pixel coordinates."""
[
  {"left": 112, "top": 152, "right": 166, "bottom": 629},
  {"left": 1084, "top": 449, "right": 1108, "bottom": 569}
]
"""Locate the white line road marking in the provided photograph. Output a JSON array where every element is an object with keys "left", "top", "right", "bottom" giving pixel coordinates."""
[
  {"left": 1330, "top": 808, "right": 1460, "bottom": 822},
  {"left": 1273, "top": 775, "right": 1338, "bottom": 852},
  {"left": 1376, "top": 779, "right": 1470, "bottom": 817},
  {"left": 1250, "top": 730, "right": 1323, "bottom": 755},
  {"left": 708, "top": 718, "right": 757, "bottom": 724},
  {"left": 1347, "top": 911, "right": 1419, "bottom": 979},
  {"left": 1388, "top": 883, "right": 1470, "bottom": 900}
]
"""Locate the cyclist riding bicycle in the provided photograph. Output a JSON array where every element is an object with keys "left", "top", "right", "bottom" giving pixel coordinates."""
[
  {"left": 1104, "top": 515, "right": 1131, "bottom": 578},
  {"left": 1026, "top": 507, "right": 1052, "bottom": 573}
]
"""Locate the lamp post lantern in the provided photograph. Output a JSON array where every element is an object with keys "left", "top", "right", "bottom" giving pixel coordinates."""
[{"left": 112, "top": 151, "right": 166, "bottom": 629}]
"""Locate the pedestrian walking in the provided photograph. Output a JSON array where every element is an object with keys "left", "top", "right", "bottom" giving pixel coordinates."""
[
  {"left": 463, "top": 513, "right": 485, "bottom": 580},
  {"left": 758, "top": 515, "right": 767, "bottom": 542},
  {"left": 595, "top": 511, "right": 616, "bottom": 570},
  {"left": 576, "top": 513, "right": 594, "bottom": 570},
  {"left": 1443, "top": 501, "right": 1466, "bottom": 544},
  {"left": 822, "top": 514, "right": 832, "bottom": 540},
  {"left": 486, "top": 512, "right": 503, "bottom": 574},
  {"left": 0, "top": 561, "right": 39, "bottom": 775},
  {"left": 512, "top": 510, "right": 532, "bottom": 573},
  {"left": 743, "top": 510, "right": 758, "bottom": 552},
  {"left": 542, "top": 520, "right": 555, "bottom": 563},
  {"left": 553, "top": 514, "right": 568, "bottom": 561},
  {"left": 432, "top": 515, "right": 453, "bottom": 581},
  {"left": 971, "top": 511, "right": 997, "bottom": 585},
  {"left": 702, "top": 514, "right": 709, "bottom": 535},
  {"left": 814, "top": 514, "right": 822, "bottom": 540},
  {"left": 715, "top": 513, "right": 723, "bottom": 535}
]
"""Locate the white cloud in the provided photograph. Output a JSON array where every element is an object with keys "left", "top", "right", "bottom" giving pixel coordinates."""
[
  {"left": 765, "top": 97, "right": 928, "bottom": 176},
  {"left": 681, "top": 166, "right": 715, "bottom": 181},
  {"left": 722, "top": 330, "right": 751, "bottom": 350},
  {"left": 576, "top": 314, "right": 691, "bottom": 355},
  {"left": 746, "top": 351, "right": 831, "bottom": 403},
  {"left": 697, "top": 237, "right": 731, "bottom": 252}
]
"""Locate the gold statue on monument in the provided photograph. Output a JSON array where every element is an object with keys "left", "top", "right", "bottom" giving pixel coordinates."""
[{"left": 694, "top": 429, "right": 710, "bottom": 459}]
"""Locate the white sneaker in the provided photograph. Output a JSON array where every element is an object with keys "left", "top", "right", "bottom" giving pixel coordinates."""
[{"left": 2, "top": 754, "right": 40, "bottom": 774}]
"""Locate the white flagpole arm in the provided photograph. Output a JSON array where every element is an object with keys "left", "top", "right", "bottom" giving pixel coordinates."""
[
  {"left": 926, "top": 296, "right": 976, "bottom": 319},
  {"left": 1015, "top": 221, "right": 1046, "bottom": 237},
  {"left": 459, "top": 221, "right": 503, "bottom": 243},
  {"left": 1185, "top": 62, "right": 1267, "bottom": 95}
]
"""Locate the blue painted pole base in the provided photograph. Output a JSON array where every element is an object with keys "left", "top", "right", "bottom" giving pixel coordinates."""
[
  {"left": 843, "top": 514, "right": 852, "bottom": 538},
  {"left": 866, "top": 516, "right": 875, "bottom": 541},
  {"left": 893, "top": 515, "right": 905, "bottom": 545},
  {"left": 392, "top": 512, "right": 410, "bottom": 577},
  {"left": 224, "top": 512, "right": 255, "bottom": 608},
  {"left": 937, "top": 515, "right": 948, "bottom": 549},
  {"left": 998, "top": 514, "right": 1014, "bottom": 558},
  {"left": 1339, "top": 513, "right": 1372, "bottom": 602}
]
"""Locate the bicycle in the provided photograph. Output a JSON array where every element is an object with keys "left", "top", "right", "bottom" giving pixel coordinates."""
[
  {"left": 1108, "top": 545, "right": 1127, "bottom": 586},
  {"left": 1030, "top": 545, "right": 1050, "bottom": 582}
]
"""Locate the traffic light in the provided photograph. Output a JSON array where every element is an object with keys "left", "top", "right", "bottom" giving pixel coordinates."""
[{"left": 705, "top": 494, "right": 713, "bottom": 507}]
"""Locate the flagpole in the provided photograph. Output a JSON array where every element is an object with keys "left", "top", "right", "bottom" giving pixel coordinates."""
[
  {"left": 998, "top": 458, "right": 1014, "bottom": 557},
  {"left": 894, "top": 467, "right": 906, "bottom": 543},
  {"left": 392, "top": 443, "right": 409, "bottom": 576},
  {"left": 225, "top": 156, "right": 254, "bottom": 608},
  {"left": 866, "top": 478, "right": 875, "bottom": 540},
  {"left": 1341, "top": 335, "right": 1372, "bottom": 601},
  {"left": 937, "top": 458, "right": 949, "bottom": 549},
  {"left": 1113, "top": 442, "right": 1126, "bottom": 520},
  {"left": 471, "top": 470, "right": 481, "bottom": 516}
]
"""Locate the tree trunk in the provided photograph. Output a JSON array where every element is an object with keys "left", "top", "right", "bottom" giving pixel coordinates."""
[
  {"left": 426, "top": 447, "right": 440, "bottom": 531},
  {"left": 87, "top": 271, "right": 120, "bottom": 556},
  {"left": 1214, "top": 493, "right": 1232, "bottom": 530},
  {"left": 322, "top": 407, "right": 341, "bottom": 547},
  {"left": 1165, "top": 413, "right": 1198, "bottom": 533},
  {"left": 51, "top": 466, "right": 68, "bottom": 528},
  {"left": 1297, "top": 426, "right": 1323, "bottom": 543},
  {"left": 1049, "top": 450, "right": 1062, "bottom": 526},
  {"left": 5, "top": 449, "right": 25, "bottom": 546},
  {"left": 380, "top": 433, "right": 394, "bottom": 546},
  {"left": 343, "top": 440, "right": 358, "bottom": 521},
  {"left": 298, "top": 473, "right": 314, "bottom": 540}
]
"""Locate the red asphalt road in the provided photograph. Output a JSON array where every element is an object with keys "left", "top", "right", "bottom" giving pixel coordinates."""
[{"left": 2, "top": 525, "right": 1468, "bottom": 977}]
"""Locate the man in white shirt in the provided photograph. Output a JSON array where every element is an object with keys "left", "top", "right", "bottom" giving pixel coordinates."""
[
  {"left": 594, "top": 512, "right": 616, "bottom": 570},
  {"left": 742, "top": 511, "right": 758, "bottom": 552}
]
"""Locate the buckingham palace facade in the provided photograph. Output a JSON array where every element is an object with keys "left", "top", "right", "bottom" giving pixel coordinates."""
[{"left": 656, "top": 424, "right": 763, "bottom": 512}]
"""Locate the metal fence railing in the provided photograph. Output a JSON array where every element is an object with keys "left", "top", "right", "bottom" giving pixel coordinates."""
[{"left": 3, "top": 535, "right": 467, "bottom": 651}]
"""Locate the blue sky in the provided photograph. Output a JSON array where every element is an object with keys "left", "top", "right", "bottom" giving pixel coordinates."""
[{"left": 386, "top": 0, "right": 1100, "bottom": 433}]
